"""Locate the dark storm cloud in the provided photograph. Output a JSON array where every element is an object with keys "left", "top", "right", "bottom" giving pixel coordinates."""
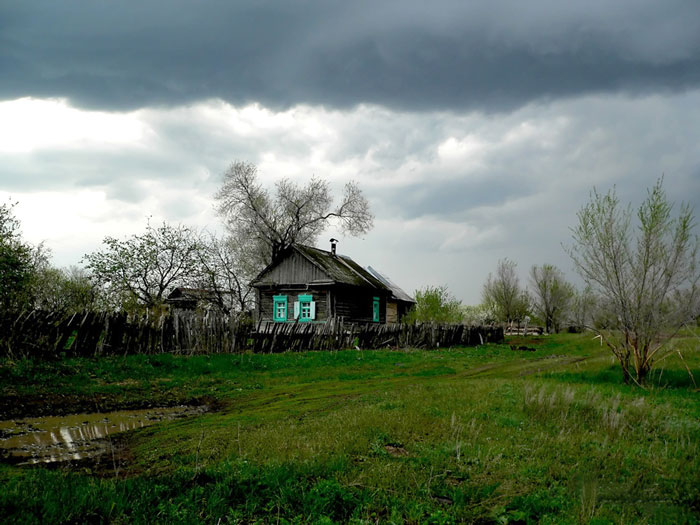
[{"left": 2, "top": 1, "right": 700, "bottom": 112}]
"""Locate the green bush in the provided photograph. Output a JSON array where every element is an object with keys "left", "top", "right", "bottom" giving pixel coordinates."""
[{"left": 404, "top": 285, "right": 463, "bottom": 324}]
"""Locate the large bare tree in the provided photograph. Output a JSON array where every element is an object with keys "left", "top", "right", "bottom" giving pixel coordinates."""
[
  {"left": 215, "top": 161, "right": 374, "bottom": 268},
  {"left": 529, "top": 264, "right": 574, "bottom": 333},
  {"left": 568, "top": 179, "right": 699, "bottom": 384}
]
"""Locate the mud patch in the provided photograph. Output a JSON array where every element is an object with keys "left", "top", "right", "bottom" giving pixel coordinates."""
[
  {"left": 384, "top": 444, "right": 409, "bottom": 457},
  {"left": 510, "top": 345, "right": 537, "bottom": 352},
  {"left": 0, "top": 392, "right": 216, "bottom": 420},
  {"left": 0, "top": 405, "right": 207, "bottom": 465}
]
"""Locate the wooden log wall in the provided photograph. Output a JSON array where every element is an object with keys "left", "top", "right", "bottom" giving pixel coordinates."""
[{"left": 0, "top": 310, "right": 503, "bottom": 359}]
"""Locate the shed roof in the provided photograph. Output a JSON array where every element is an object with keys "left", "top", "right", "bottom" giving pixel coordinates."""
[{"left": 167, "top": 287, "right": 218, "bottom": 301}]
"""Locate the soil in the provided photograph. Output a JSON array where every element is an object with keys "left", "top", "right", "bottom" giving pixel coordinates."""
[
  {"left": 0, "top": 398, "right": 226, "bottom": 477},
  {"left": 0, "top": 392, "right": 223, "bottom": 420}
]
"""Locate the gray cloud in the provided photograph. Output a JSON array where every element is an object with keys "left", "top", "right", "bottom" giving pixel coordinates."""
[{"left": 2, "top": 1, "right": 700, "bottom": 112}]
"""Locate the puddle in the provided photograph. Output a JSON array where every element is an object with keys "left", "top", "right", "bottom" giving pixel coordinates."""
[{"left": 0, "top": 405, "right": 206, "bottom": 465}]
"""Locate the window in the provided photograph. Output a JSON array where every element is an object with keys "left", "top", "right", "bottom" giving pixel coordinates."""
[
  {"left": 273, "top": 295, "right": 287, "bottom": 322},
  {"left": 372, "top": 296, "right": 380, "bottom": 323},
  {"left": 295, "top": 294, "right": 316, "bottom": 322}
]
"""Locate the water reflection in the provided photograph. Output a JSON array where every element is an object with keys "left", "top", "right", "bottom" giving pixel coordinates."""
[{"left": 0, "top": 406, "right": 206, "bottom": 465}]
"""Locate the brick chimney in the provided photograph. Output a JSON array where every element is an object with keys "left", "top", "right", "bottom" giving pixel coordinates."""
[{"left": 330, "top": 238, "right": 338, "bottom": 256}]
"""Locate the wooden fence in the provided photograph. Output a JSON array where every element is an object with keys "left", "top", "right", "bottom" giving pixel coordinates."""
[
  {"left": 0, "top": 310, "right": 503, "bottom": 359},
  {"left": 252, "top": 319, "right": 503, "bottom": 353}
]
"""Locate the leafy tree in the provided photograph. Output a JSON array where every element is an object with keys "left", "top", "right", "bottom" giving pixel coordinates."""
[
  {"left": 33, "top": 266, "right": 99, "bottom": 312},
  {"left": 215, "top": 161, "right": 373, "bottom": 268},
  {"left": 0, "top": 201, "right": 39, "bottom": 311},
  {"left": 482, "top": 258, "right": 530, "bottom": 325},
  {"left": 567, "top": 179, "right": 699, "bottom": 384},
  {"left": 569, "top": 286, "right": 598, "bottom": 331},
  {"left": 461, "top": 304, "right": 490, "bottom": 325},
  {"left": 84, "top": 221, "right": 204, "bottom": 310},
  {"left": 1, "top": 201, "right": 102, "bottom": 313},
  {"left": 404, "top": 285, "right": 463, "bottom": 323},
  {"left": 529, "top": 264, "right": 574, "bottom": 333}
]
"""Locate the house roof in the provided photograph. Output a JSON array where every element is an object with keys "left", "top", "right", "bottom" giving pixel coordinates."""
[
  {"left": 252, "top": 244, "right": 413, "bottom": 304},
  {"left": 366, "top": 266, "right": 415, "bottom": 304},
  {"left": 293, "top": 244, "right": 387, "bottom": 289}
]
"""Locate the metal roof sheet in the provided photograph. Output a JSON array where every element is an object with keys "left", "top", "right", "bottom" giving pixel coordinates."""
[{"left": 366, "top": 266, "right": 415, "bottom": 303}]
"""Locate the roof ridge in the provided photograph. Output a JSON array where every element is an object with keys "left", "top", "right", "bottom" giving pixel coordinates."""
[
  {"left": 296, "top": 243, "right": 387, "bottom": 289},
  {"left": 295, "top": 243, "right": 374, "bottom": 286}
]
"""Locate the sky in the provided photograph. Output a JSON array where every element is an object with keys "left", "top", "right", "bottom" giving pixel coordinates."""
[{"left": 2, "top": 0, "right": 700, "bottom": 304}]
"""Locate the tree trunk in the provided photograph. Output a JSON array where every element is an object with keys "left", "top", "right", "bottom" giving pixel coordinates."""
[
  {"left": 635, "top": 363, "right": 649, "bottom": 384},
  {"left": 620, "top": 353, "right": 632, "bottom": 384}
]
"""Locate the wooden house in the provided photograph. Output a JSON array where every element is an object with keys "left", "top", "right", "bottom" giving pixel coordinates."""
[{"left": 251, "top": 242, "right": 415, "bottom": 324}]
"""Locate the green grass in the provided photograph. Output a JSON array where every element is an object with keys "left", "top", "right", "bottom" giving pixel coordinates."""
[{"left": 1, "top": 332, "right": 699, "bottom": 523}]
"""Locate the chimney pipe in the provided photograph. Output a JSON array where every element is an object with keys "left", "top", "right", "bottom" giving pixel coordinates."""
[{"left": 330, "top": 238, "right": 338, "bottom": 256}]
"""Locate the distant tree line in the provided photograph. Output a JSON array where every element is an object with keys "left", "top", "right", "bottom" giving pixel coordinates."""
[
  {"left": 1, "top": 201, "right": 97, "bottom": 314},
  {"left": 407, "top": 178, "right": 699, "bottom": 386},
  {"left": 408, "top": 259, "right": 582, "bottom": 332}
]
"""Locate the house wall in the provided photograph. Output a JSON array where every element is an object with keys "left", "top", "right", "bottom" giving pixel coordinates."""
[
  {"left": 256, "top": 286, "right": 389, "bottom": 324},
  {"left": 333, "top": 287, "right": 386, "bottom": 324},
  {"left": 257, "top": 288, "right": 330, "bottom": 322},
  {"left": 384, "top": 300, "right": 414, "bottom": 323},
  {"left": 386, "top": 301, "right": 398, "bottom": 323}
]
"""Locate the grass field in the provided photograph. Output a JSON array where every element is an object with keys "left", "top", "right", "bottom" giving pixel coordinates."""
[{"left": 1, "top": 332, "right": 699, "bottom": 524}]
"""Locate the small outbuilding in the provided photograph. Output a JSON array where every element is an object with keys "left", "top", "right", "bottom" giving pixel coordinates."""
[
  {"left": 251, "top": 241, "right": 415, "bottom": 324},
  {"left": 166, "top": 287, "right": 218, "bottom": 310}
]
